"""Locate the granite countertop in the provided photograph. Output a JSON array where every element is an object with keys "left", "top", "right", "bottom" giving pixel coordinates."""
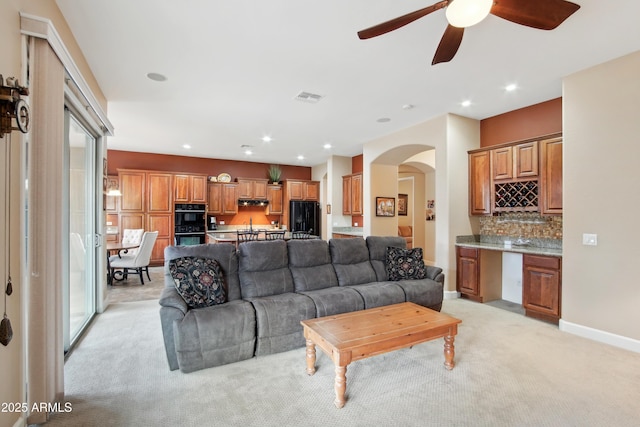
[
  {"left": 332, "top": 227, "right": 363, "bottom": 237},
  {"left": 456, "top": 235, "right": 562, "bottom": 257}
]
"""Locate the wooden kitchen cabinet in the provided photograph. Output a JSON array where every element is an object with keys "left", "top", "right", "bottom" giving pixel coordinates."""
[
  {"left": 456, "top": 246, "right": 501, "bottom": 303},
  {"left": 342, "top": 173, "right": 362, "bottom": 215},
  {"left": 207, "top": 182, "right": 238, "bottom": 215},
  {"left": 523, "top": 254, "right": 561, "bottom": 324},
  {"left": 222, "top": 183, "right": 238, "bottom": 215},
  {"left": 266, "top": 184, "right": 283, "bottom": 215},
  {"left": 468, "top": 151, "right": 492, "bottom": 216},
  {"left": 148, "top": 214, "right": 172, "bottom": 265},
  {"left": 174, "top": 174, "right": 207, "bottom": 203},
  {"left": 285, "top": 179, "right": 319, "bottom": 201},
  {"left": 539, "top": 137, "right": 563, "bottom": 215},
  {"left": 119, "top": 170, "right": 145, "bottom": 212},
  {"left": 237, "top": 178, "right": 268, "bottom": 200},
  {"left": 492, "top": 141, "right": 538, "bottom": 181},
  {"left": 147, "top": 173, "right": 173, "bottom": 213}
]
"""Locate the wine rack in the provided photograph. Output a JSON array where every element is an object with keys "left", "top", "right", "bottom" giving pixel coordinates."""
[{"left": 494, "top": 180, "right": 538, "bottom": 212}]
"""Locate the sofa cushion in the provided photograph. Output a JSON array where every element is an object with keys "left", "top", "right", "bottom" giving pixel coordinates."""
[
  {"left": 348, "top": 282, "right": 406, "bottom": 309},
  {"left": 366, "top": 236, "right": 407, "bottom": 281},
  {"left": 238, "top": 240, "right": 294, "bottom": 298},
  {"left": 300, "top": 287, "right": 364, "bottom": 317},
  {"left": 164, "top": 243, "right": 241, "bottom": 301},
  {"left": 329, "top": 238, "right": 377, "bottom": 286},
  {"left": 173, "top": 300, "right": 256, "bottom": 373},
  {"left": 169, "top": 256, "right": 227, "bottom": 308},
  {"left": 288, "top": 239, "right": 339, "bottom": 291},
  {"left": 386, "top": 246, "right": 427, "bottom": 281},
  {"left": 247, "top": 293, "right": 316, "bottom": 356}
]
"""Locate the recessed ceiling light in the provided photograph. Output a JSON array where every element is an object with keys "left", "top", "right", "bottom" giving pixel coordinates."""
[
  {"left": 323, "top": 143, "right": 332, "bottom": 149},
  {"left": 402, "top": 104, "right": 414, "bottom": 110},
  {"left": 244, "top": 149, "right": 253, "bottom": 155},
  {"left": 297, "top": 155, "right": 305, "bottom": 160},
  {"left": 262, "top": 136, "right": 272, "bottom": 143},
  {"left": 461, "top": 100, "right": 472, "bottom": 107},
  {"left": 182, "top": 144, "right": 191, "bottom": 149},
  {"left": 505, "top": 83, "right": 518, "bottom": 92},
  {"left": 147, "top": 72, "right": 167, "bottom": 82},
  {"left": 377, "top": 117, "right": 391, "bottom": 123}
]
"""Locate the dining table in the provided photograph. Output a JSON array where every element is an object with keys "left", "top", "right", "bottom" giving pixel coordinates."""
[{"left": 106, "top": 242, "right": 140, "bottom": 285}]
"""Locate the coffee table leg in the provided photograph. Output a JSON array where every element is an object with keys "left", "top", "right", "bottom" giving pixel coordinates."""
[
  {"left": 334, "top": 365, "right": 347, "bottom": 408},
  {"left": 444, "top": 335, "right": 456, "bottom": 370},
  {"left": 305, "top": 339, "right": 316, "bottom": 375}
]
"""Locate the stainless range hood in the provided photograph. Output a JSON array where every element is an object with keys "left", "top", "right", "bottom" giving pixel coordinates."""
[{"left": 238, "top": 199, "right": 269, "bottom": 207}]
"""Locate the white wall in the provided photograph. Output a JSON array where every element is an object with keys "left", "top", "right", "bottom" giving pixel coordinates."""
[
  {"left": 562, "top": 50, "right": 640, "bottom": 345},
  {"left": 363, "top": 114, "right": 480, "bottom": 292}
]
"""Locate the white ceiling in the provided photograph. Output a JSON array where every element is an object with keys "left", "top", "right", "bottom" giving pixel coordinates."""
[{"left": 55, "top": 0, "right": 640, "bottom": 167}]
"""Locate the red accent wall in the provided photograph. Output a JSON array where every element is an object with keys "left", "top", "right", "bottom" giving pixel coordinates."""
[
  {"left": 352, "top": 154, "right": 363, "bottom": 174},
  {"left": 480, "top": 98, "right": 562, "bottom": 147},
  {"left": 107, "top": 150, "right": 311, "bottom": 180}
]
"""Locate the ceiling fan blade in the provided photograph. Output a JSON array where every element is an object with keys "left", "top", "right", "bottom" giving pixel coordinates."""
[
  {"left": 432, "top": 25, "right": 464, "bottom": 65},
  {"left": 490, "top": 0, "right": 580, "bottom": 30},
  {"left": 357, "top": 1, "right": 449, "bottom": 40}
]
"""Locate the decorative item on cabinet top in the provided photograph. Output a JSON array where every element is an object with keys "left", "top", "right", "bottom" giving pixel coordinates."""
[
  {"left": 208, "top": 175, "right": 218, "bottom": 182},
  {"left": 217, "top": 173, "right": 231, "bottom": 183}
]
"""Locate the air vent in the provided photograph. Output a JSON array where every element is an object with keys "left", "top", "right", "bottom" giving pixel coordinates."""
[{"left": 294, "top": 91, "right": 323, "bottom": 104}]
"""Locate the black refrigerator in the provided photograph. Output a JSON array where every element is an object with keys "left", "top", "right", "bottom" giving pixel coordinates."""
[{"left": 289, "top": 201, "right": 320, "bottom": 236}]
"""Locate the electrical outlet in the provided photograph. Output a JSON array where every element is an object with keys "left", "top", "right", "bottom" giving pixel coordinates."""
[
  {"left": 354, "top": 222, "right": 358, "bottom": 227},
  {"left": 219, "top": 220, "right": 225, "bottom": 225},
  {"left": 582, "top": 233, "right": 597, "bottom": 246}
]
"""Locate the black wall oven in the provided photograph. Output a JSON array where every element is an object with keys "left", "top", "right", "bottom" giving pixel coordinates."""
[{"left": 174, "top": 204, "right": 206, "bottom": 245}]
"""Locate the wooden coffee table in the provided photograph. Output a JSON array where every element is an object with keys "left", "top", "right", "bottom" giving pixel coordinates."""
[{"left": 300, "top": 302, "right": 461, "bottom": 408}]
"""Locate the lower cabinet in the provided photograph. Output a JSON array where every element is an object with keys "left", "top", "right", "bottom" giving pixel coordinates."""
[
  {"left": 522, "top": 254, "right": 562, "bottom": 324},
  {"left": 455, "top": 246, "right": 501, "bottom": 303}
]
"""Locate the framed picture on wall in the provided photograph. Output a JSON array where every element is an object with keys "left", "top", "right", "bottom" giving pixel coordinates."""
[
  {"left": 376, "top": 197, "right": 395, "bottom": 217},
  {"left": 398, "top": 194, "right": 408, "bottom": 216}
]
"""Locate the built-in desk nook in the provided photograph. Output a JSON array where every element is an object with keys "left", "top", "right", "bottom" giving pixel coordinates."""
[{"left": 455, "top": 236, "right": 562, "bottom": 324}]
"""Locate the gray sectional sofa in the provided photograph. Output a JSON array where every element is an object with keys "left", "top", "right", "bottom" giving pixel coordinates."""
[{"left": 159, "top": 236, "right": 444, "bottom": 373}]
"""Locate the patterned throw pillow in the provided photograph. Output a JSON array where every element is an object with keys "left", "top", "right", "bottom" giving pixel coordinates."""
[
  {"left": 169, "top": 257, "right": 227, "bottom": 308},
  {"left": 385, "top": 246, "right": 427, "bottom": 281}
]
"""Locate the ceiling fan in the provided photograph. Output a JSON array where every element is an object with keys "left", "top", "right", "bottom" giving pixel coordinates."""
[{"left": 357, "top": 0, "right": 580, "bottom": 65}]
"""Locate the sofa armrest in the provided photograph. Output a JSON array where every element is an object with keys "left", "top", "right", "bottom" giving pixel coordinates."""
[
  {"left": 425, "top": 266, "right": 444, "bottom": 283},
  {"left": 159, "top": 287, "right": 188, "bottom": 315}
]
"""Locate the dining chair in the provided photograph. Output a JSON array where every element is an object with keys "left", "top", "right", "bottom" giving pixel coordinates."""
[
  {"left": 121, "top": 228, "right": 144, "bottom": 255},
  {"left": 236, "top": 230, "right": 260, "bottom": 244},
  {"left": 265, "top": 230, "right": 286, "bottom": 240},
  {"left": 109, "top": 231, "right": 158, "bottom": 285},
  {"left": 291, "top": 229, "right": 312, "bottom": 239}
]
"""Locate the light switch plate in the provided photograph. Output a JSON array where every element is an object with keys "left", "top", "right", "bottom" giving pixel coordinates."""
[{"left": 582, "top": 233, "right": 597, "bottom": 246}]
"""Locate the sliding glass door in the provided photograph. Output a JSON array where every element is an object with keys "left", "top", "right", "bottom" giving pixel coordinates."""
[{"left": 64, "top": 110, "right": 98, "bottom": 351}]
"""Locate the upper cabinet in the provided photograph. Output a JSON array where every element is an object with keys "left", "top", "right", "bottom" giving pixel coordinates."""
[
  {"left": 207, "top": 182, "right": 238, "bottom": 215},
  {"left": 266, "top": 184, "right": 283, "bottom": 215},
  {"left": 539, "top": 137, "right": 563, "bottom": 215},
  {"left": 237, "top": 178, "right": 268, "bottom": 200},
  {"left": 469, "top": 135, "right": 561, "bottom": 216},
  {"left": 119, "top": 170, "right": 145, "bottom": 212},
  {"left": 468, "top": 151, "right": 492, "bottom": 216},
  {"left": 285, "top": 179, "right": 319, "bottom": 201},
  {"left": 492, "top": 141, "right": 538, "bottom": 181},
  {"left": 342, "top": 173, "right": 363, "bottom": 215},
  {"left": 174, "top": 174, "right": 207, "bottom": 203}
]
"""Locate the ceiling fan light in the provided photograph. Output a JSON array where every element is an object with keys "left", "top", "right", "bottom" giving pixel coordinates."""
[{"left": 445, "top": 0, "right": 493, "bottom": 28}]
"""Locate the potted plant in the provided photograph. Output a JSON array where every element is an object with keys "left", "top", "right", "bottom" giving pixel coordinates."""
[{"left": 267, "top": 164, "right": 282, "bottom": 184}]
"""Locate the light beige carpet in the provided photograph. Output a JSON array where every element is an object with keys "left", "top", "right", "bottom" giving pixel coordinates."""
[
  {"left": 47, "top": 298, "right": 640, "bottom": 426},
  {"left": 106, "top": 266, "right": 165, "bottom": 304}
]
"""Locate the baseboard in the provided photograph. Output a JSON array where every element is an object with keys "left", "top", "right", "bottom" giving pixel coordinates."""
[
  {"left": 559, "top": 320, "right": 640, "bottom": 354},
  {"left": 444, "top": 290, "right": 460, "bottom": 300}
]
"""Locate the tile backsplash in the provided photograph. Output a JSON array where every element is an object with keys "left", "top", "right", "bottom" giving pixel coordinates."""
[{"left": 479, "top": 213, "right": 562, "bottom": 240}]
